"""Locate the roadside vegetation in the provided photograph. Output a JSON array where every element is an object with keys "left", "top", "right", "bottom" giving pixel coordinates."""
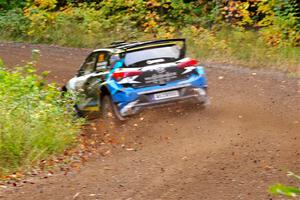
[
  {"left": 0, "top": 0, "right": 299, "bottom": 73},
  {"left": 0, "top": 57, "right": 82, "bottom": 175}
]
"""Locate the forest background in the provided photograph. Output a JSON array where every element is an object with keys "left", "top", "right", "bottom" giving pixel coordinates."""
[{"left": 0, "top": 0, "right": 299, "bottom": 73}]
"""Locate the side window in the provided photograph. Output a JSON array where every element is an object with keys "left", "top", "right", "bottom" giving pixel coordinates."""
[
  {"left": 95, "top": 51, "right": 111, "bottom": 71},
  {"left": 78, "top": 53, "right": 98, "bottom": 76},
  {"left": 109, "top": 54, "right": 121, "bottom": 67}
]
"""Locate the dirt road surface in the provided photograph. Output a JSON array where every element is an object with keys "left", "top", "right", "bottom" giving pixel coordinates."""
[{"left": 0, "top": 42, "right": 299, "bottom": 200}]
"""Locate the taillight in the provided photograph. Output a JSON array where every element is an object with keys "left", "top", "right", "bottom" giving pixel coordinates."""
[
  {"left": 177, "top": 59, "right": 198, "bottom": 68},
  {"left": 113, "top": 71, "right": 142, "bottom": 81}
]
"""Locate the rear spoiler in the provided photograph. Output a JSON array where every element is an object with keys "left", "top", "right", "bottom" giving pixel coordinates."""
[
  {"left": 120, "top": 38, "right": 185, "bottom": 49},
  {"left": 121, "top": 39, "right": 186, "bottom": 57}
]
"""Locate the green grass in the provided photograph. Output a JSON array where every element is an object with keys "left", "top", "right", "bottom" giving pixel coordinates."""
[
  {"left": 0, "top": 59, "right": 82, "bottom": 174},
  {"left": 183, "top": 27, "right": 300, "bottom": 73}
]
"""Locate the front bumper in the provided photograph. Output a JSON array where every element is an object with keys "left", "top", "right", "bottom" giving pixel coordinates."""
[{"left": 119, "top": 85, "right": 208, "bottom": 116}]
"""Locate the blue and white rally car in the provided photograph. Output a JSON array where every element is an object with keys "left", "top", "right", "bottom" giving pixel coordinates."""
[{"left": 65, "top": 39, "right": 208, "bottom": 120}]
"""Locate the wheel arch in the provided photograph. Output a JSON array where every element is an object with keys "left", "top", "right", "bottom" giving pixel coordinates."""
[{"left": 99, "top": 85, "right": 110, "bottom": 101}]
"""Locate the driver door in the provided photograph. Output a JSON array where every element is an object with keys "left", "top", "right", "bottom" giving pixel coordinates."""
[{"left": 68, "top": 51, "right": 111, "bottom": 111}]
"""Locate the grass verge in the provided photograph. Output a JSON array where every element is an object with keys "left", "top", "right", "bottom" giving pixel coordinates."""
[{"left": 0, "top": 58, "right": 82, "bottom": 175}]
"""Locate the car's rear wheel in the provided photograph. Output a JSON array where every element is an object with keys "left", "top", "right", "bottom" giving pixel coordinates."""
[{"left": 101, "top": 95, "right": 125, "bottom": 123}]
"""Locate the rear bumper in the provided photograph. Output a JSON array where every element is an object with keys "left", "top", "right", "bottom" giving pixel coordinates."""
[{"left": 119, "top": 86, "right": 208, "bottom": 116}]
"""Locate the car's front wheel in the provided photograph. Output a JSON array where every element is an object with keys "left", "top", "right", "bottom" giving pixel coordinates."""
[{"left": 101, "top": 95, "right": 125, "bottom": 122}]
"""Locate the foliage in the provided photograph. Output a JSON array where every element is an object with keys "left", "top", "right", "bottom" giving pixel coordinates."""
[
  {"left": 0, "top": 0, "right": 26, "bottom": 10},
  {"left": 1, "top": 0, "right": 299, "bottom": 46},
  {"left": 0, "top": 8, "right": 29, "bottom": 41},
  {"left": 0, "top": 0, "right": 298, "bottom": 72},
  {"left": 182, "top": 26, "right": 300, "bottom": 72},
  {"left": 0, "top": 56, "right": 82, "bottom": 174},
  {"left": 256, "top": 0, "right": 300, "bottom": 46},
  {"left": 22, "top": 2, "right": 144, "bottom": 47},
  {"left": 269, "top": 172, "right": 300, "bottom": 197},
  {"left": 220, "top": 0, "right": 300, "bottom": 46}
]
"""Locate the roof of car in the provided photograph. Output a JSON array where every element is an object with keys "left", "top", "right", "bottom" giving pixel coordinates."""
[{"left": 92, "top": 38, "right": 185, "bottom": 54}]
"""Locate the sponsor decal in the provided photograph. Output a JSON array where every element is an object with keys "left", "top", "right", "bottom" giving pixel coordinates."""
[
  {"left": 146, "top": 59, "right": 165, "bottom": 65},
  {"left": 182, "top": 66, "right": 196, "bottom": 74},
  {"left": 118, "top": 76, "right": 141, "bottom": 84},
  {"left": 141, "top": 63, "right": 176, "bottom": 71},
  {"left": 145, "top": 72, "right": 177, "bottom": 84}
]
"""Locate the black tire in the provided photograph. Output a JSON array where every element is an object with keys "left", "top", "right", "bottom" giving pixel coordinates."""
[{"left": 101, "top": 95, "right": 125, "bottom": 122}]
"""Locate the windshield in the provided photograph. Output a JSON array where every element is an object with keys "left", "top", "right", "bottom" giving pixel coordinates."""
[{"left": 124, "top": 45, "right": 181, "bottom": 67}]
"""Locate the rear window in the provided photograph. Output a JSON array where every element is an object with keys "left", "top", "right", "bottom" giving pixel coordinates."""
[{"left": 124, "top": 45, "right": 181, "bottom": 67}]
